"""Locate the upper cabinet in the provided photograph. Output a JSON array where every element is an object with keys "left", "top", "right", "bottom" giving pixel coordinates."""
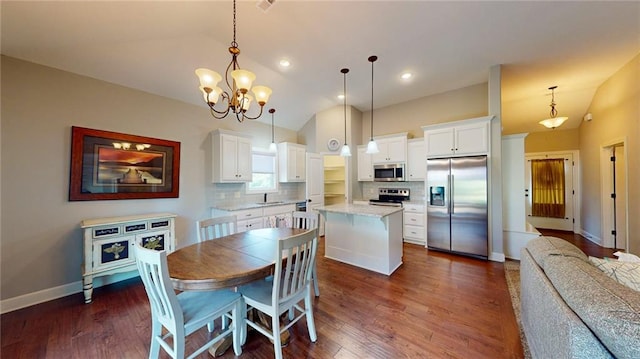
[
  {"left": 371, "top": 134, "right": 408, "bottom": 164},
  {"left": 357, "top": 145, "right": 373, "bottom": 181},
  {"left": 422, "top": 116, "right": 492, "bottom": 157},
  {"left": 211, "top": 129, "right": 252, "bottom": 183},
  {"left": 277, "top": 142, "right": 306, "bottom": 182},
  {"left": 406, "top": 139, "right": 425, "bottom": 181}
]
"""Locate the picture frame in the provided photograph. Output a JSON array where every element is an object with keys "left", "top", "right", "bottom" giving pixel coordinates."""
[{"left": 69, "top": 126, "right": 180, "bottom": 201}]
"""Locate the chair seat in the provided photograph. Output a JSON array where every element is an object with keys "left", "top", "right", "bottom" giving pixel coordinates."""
[{"left": 178, "top": 290, "right": 241, "bottom": 333}]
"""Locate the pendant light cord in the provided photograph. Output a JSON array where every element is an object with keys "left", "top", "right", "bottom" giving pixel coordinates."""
[
  {"left": 369, "top": 56, "right": 377, "bottom": 140},
  {"left": 341, "top": 68, "right": 349, "bottom": 146}
]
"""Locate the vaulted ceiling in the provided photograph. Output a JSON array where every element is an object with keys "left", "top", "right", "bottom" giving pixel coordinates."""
[{"left": 2, "top": 1, "right": 638, "bottom": 134}]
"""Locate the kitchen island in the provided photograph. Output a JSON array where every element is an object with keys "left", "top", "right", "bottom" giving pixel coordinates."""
[{"left": 316, "top": 203, "right": 403, "bottom": 275}]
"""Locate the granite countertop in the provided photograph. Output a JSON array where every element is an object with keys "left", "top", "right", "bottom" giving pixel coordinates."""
[
  {"left": 212, "top": 199, "right": 305, "bottom": 211},
  {"left": 316, "top": 203, "right": 403, "bottom": 218}
]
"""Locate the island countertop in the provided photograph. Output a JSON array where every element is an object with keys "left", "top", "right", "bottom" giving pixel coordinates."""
[{"left": 316, "top": 203, "right": 403, "bottom": 218}]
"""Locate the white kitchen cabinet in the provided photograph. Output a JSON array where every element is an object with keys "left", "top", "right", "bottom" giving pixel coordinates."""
[
  {"left": 211, "top": 129, "right": 252, "bottom": 183},
  {"left": 371, "top": 134, "right": 407, "bottom": 164},
  {"left": 406, "top": 139, "right": 425, "bottom": 181},
  {"left": 357, "top": 145, "right": 373, "bottom": 181},
  {"left": 423, "top": 116, "right": 491, "bottom": 157},
  {"left": 212, "top": 203, "right": 296, "bottom": 233},
  {"left": 81, "top": 213, "right": 176, "bottom": 303},
  {"left": 402, "top": 203, "right": 426, "bottom": 245},
  {"left": 277, "top": 142, "right": 306, "bottom": 182}
]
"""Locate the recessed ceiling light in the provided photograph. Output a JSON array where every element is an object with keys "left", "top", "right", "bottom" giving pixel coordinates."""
[
  {"left": 279, "top": 59, "right": 290, "bottom": 67},
  {"left": 401, "top": 72, "right": 412, "bottom": 80},
  {"left": 337, "top": 94, "right": 345, "bottom": 100}
]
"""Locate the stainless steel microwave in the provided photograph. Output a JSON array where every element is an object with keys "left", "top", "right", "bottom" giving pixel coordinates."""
[{"left": 373, "top": 163, "right": 405, "bottom": 182}]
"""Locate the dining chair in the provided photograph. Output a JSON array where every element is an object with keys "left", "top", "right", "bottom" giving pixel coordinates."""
[
  {"left": 291, "top": 211, "right": 320, "bottom": 297},
  {"left": 134, "top": 243, "right": 243, "bottom": 359},
  {"left": 196, "top": 215, "right": 237, "bottom": 242},
  {"left": 239, "top": 229, "right": 319, "bottom": 359}
]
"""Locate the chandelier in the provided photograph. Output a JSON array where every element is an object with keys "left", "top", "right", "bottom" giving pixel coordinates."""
[
  {"left": 195, "top": 0, "right": 272, "bottom": 122},
  {"left": 539, "top": 86, "right": 568, "bottom": 129}
]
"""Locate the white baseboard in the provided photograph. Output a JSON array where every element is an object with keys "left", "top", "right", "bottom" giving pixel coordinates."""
[
  {"left": 1, "top": 271, "right": 139, "bottom": 314},
  {"left": 580, "top": 229, "right": 603, "bottom": 246},
  {"left": 489, "top": 252, "right": 505, "bottom": 262}
]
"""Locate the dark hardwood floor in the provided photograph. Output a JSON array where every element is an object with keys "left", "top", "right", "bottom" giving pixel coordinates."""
[
  {"left": 536, "top": 228, "right": 617, "bottom": 258},
  {"left": 3, "top": 229, "right": 607, "bottom": 359}
]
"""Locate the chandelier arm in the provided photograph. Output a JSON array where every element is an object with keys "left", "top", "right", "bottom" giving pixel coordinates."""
[
  {"left": 208, "top": 105, "right": 230, "bottom": 119},
  {"left": 238, "top": 105, "right": 265, "bottom": 121},
  {"left": 206, "top": 92, "right": 233, "bottom": 116}
]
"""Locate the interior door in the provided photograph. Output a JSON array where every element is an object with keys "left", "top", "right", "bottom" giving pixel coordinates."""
[
  {"left": 525, "top": 153, "right": 574, "bottom": 231},
  {"left": 306, "top": 152, "right": 325, "bottom": 235}
]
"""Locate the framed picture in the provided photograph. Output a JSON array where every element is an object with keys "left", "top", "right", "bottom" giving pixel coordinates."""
[{"left": 69, "top": 126, "right": 180, "bottom": 201}]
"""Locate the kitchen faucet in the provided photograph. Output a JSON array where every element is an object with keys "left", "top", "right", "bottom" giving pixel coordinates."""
[{"left": 264, "top": 193, "right": 267, "bottom": 203}]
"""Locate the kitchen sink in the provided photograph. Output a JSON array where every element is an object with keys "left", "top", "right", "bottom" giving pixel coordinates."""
[{"left": 255, "top": 201, "right": 285, "bottom": 205}]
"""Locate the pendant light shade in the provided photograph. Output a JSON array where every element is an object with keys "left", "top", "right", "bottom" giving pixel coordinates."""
[
  {"left": 539, "top": 86, "right": 568, "bottom": 129},
  {"left": 340, "top": 68, "right": 351, "bottom": 157},
  {"left": 268, "top": 108, "right": 277, "bottom": 152},
  {"left": 365, "top": 55, "right": 380, "bottom": 154}
]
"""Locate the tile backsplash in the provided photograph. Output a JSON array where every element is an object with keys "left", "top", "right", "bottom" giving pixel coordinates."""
[{"left": 209, "top": 182, "right": 305, "bottom": 208}]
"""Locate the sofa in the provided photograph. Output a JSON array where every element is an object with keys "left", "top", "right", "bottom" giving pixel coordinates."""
[{"left": 520, "top": 236, "right": 640, "bottom": 359}]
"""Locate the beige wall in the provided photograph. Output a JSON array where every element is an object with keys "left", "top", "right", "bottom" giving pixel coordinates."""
[
  {"left": 360, "top": 83, "right": 488, "bottom": 142},
  {"left": 580, "top": 54, "right": 639, "bottom": 254},
  {"left": 0, "top": 56, "right": 298, "bottom": 301},
  {"left": 525, "top": 128, "right": 580, "bottom": 152}
]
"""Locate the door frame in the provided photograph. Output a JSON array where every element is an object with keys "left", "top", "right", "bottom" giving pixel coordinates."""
[
  {"left": 600, "top": 137, "right": 629, "bottom": 249},
  {"left": 525, "top": 150, "right": 581, "bottom": 233}
]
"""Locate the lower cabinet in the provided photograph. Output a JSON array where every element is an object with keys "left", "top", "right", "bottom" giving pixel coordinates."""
[
  {"left": 403, "top": 203, "right": 426, "bottom": 245},
  {"left": 81, "top": 212, "right": 176, "bottom": 304},
  {"left": 212, "top": 204, "right": 296, "bottom": 233}
]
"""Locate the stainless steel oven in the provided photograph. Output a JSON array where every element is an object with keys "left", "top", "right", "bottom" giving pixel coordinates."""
[{"left": 373, "top": 163, "right": 405, "bottom": 182}]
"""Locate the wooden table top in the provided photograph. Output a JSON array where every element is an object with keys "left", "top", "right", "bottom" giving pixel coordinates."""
[{"left": 167, "top": 227, "right": 307, "bottom": 291}]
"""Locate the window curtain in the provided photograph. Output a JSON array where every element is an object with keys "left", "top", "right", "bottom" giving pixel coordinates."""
[{"left": 531, "top": 159, "right": 566, "bottom": 218}]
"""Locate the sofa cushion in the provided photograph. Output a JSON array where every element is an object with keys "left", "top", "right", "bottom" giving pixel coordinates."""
[
  {"left": 545, "top": 256, "right": 640, "bottom": 359},
  {"left": 590, "top": 256, "right": 640, "bottom": 292},
  {"left": 525, "top": 236, "right": 588, "bottom": 269}
]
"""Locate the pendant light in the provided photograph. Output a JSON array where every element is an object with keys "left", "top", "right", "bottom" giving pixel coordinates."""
[
  {"left": 340, "top": 68, "right": 351, "bottom": 157},
  {"left": 366, "top": 55, "right": 380, "bottom": 154},
  {"left": 539, "top": 86, "right": 568, "bottom": 129},
  {"left": 268, "top": 108, "right": 277, "bottom": 152}
]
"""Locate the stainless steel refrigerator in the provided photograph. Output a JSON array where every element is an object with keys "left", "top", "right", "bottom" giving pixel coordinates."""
[{"left": 427, "top": 155, "right": 488, "bottom": 259}]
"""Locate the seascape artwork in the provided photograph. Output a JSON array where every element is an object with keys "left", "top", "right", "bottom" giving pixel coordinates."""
[{"left": 95, "top": 146, "right": 165, "bottom": 185}]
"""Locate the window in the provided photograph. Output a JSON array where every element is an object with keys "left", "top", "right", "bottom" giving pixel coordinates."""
[
  {"left": 531, "top": 158, "right": 566, "bottom": 218},
  {"left": 247, "top": 150, "right": 278, "bottom": 193}
]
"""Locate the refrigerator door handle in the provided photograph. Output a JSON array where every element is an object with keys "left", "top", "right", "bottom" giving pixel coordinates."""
[
  {"left": 447, "top": 174, "right": 453, "bottom": 214},
  {"left": 450, "top": 174, "right": 454, "bottom": 214}
]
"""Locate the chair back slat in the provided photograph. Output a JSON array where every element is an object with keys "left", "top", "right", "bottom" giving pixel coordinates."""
[
  {"left": 197, "top": 215, "right": 237, "bottom": 242},
  {"left": 273, "top": 229, "right": 318, "bottom": 304},
  {"left": 291, "top": 211, "right": 319, "bottom": 230}
]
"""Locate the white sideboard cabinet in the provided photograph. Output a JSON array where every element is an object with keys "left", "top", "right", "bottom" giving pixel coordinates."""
[
  {"left": 81, "top": 213, "right": 176, "bottom": 303},
  {"left": 422, "top": 116, "right": 492, "bottom": 157},
  {"left": 212, "top": 129, "right": 253, "bottom": 183}
]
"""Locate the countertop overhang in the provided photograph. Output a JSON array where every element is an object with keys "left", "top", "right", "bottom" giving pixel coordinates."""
[
  {"left": 316, "top": 203, "right": 403, "bottom": 218},
  {"left": 212, "top": 199, "right": 305, "bottom": 211}
]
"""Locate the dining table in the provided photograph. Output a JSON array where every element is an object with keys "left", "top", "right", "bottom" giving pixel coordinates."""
[{"left": 166, "top": 227, "right": 309, "bottom": 356}]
